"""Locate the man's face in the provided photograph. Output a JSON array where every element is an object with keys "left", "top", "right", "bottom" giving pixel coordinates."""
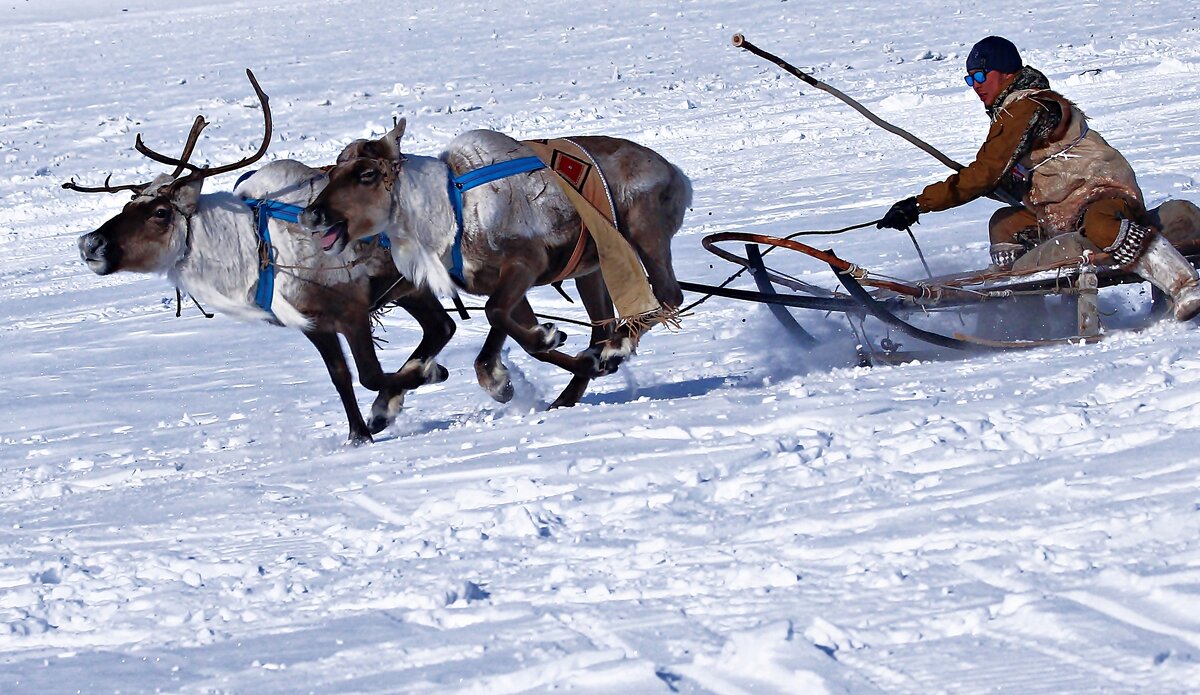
[{"left": 970, "top": 70, "right": 1015, "bottom": 108}]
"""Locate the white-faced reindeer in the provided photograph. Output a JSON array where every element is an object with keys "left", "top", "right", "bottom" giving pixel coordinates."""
[
  {"left": 301, "top": 120, "right": 690, "bottom": 408},
  {"left": 69, "top": 71, "right": 454, "bottom": 444}
]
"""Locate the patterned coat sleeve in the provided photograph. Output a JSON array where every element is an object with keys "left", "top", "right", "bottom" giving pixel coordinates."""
[{"left": 915, "top": 98, "right": 1044, "bottom": 213}]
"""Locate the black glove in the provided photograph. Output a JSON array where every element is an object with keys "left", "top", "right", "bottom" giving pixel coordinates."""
[{"left": 877, "top": 197, "right": 920, "bottom": 231}]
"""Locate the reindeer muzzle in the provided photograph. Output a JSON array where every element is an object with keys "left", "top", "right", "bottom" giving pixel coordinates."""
[{"left": 78, "top": 232, "right": 115, "bottom": 275}]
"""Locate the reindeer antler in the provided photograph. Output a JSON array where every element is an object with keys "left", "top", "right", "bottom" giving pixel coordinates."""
[
  {"left": 63, "top": 113, "right": 208, "bottom": 195},
  {"left": 169, "top": 69, "right": 273, "bottom": 187},
  {"left": 62, "top": 69, "right": 272, "bottom": 195},
  {"left": 62, "top": 174, "right": 148, "bottom": 195},
  {"left": 134, "top": 115, "right": 209, "bottom": 175}
]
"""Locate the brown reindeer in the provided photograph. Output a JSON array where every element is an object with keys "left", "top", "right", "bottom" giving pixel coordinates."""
[
  {"left": 69, "top": 72, "right": 454, "bottom": 444},
  {"left": 301, "top": 120, "right": 690, "bottom": 408}
]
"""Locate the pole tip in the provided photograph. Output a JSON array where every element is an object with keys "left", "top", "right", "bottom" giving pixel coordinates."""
[{"left": 731, "top": 33, "right": 745, "bottom": 47}]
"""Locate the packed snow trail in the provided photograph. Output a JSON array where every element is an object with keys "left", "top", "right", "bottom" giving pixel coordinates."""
[{"left": 4, "top": 1, "right": 1200, "bottom": 692}]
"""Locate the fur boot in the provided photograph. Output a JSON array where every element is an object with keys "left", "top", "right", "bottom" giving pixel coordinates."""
[{"left": 1124, "top": 227, "right": 1200, "bottom": 321}]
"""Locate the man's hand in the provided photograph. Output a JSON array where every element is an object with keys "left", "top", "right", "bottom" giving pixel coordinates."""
[{"left": 877, "top": 197, "right": 920, "bottom": 231}]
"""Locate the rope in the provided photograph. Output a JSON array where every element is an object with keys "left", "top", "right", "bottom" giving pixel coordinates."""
[
  {"left": 425, "top": 301, "right": 594, "bottom": 328},
  {"left": 261, "top": 244, "right": 360, "bottom": 273},
  {"left": 841, "top": 264, "right": 868, "bottom": 280},
  {"left": 680, "top": 217, "right": 881, "bottom": 314}
]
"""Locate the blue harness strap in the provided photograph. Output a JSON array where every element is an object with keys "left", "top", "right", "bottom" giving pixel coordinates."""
[
  {"left": 241, "top": 197, "right": 391, "bottom": 317},
  {"left": 447, "top": 156, "right": 546, "bottom": 284},
  {"left": 242, "top": 198, "right": 303, "bottom": 317}
]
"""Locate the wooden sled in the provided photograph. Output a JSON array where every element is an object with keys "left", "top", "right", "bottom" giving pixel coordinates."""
[{"left": 682, "top": 231, "right": 1200, "bottom": 365}]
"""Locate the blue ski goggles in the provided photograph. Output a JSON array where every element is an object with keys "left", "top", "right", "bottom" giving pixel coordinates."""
[{"left": 964, "top": 69, "right": 989, "bottom": 87}]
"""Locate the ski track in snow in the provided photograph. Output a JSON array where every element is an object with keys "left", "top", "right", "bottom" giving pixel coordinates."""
[{"left": 3, "top": 1, "right": 1200, "bottom": 692}]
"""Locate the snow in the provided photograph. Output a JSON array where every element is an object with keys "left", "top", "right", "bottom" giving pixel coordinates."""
[{"left": 3, "top": 0, "right": 1200, "bottom": 692}]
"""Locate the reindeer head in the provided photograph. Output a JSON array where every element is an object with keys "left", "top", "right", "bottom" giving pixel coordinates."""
[
  {"left": 77, "top": 175, "right": 205, "bottom": 275},
  {"left": 68, "top": 69, "right": 272, "bottom": 276},
  {"left": 301, "top": 118, "right": 407, "bottom": 255}
]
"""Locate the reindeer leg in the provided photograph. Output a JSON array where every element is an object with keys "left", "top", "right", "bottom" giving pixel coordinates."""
[
  {"left": 342, "top": 318, "right": 443, "bottom": 435},
  {"left": 484, "top": 265, "right": 569, "bottom": 354},
  {"left": 367, "top": 290, "right": 456, "bottom": 431},
  {"left": 502, "top": 297, "right": 591, "bottom": 372},
  {"left": 485, "top": 266, "right": 623, "bottom": 404},
  {"left": 550, "top": 271, "right": 617, "bottom": 408},
  {"left": 507, "top": 298, "right": 591, "bottom": 408},
  {"left": 637, "top": 242, "right": 682, "bottom": 309},
  {"left": 391, "top": 288, "right": 456, "bottom": 367},
  {"left": 625, "top": 209, "right": 684, "bottom": 309},
  {"left": 305, "top": 330, "right": 372, "bottom": 445},
  {"left": 510, "top": 291, "right": 621, "bottom": 407}
]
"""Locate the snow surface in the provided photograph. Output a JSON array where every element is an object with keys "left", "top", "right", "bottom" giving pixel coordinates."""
[{"left": 4, "top": 0, "right": 1200, "bottom": 692}]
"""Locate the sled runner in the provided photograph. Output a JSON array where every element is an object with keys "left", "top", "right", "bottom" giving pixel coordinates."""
[{"left": 681, "top": 231, "right": 1200, "bottom": 366}]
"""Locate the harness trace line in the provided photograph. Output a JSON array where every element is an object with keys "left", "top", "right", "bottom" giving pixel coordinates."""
[{"left": 678, "top": 218, "right": 880, "bottom": 315}]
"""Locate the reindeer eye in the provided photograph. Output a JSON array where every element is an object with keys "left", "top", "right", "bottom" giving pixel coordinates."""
[
  {"left": 359, "top": 169, "right": 380, "bottom": 184},
  {"left": 152, "top": 207, "right": 171, "bottom": 220}
]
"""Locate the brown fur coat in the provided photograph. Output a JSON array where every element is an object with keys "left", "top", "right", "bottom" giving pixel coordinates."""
[{"left": 917, "top": 66, "right": 1143, "bottom": 235}]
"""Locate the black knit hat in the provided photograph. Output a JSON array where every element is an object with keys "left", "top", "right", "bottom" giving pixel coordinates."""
[{"left": 966, "top": 36, "right": 1022, "bottom": 74}]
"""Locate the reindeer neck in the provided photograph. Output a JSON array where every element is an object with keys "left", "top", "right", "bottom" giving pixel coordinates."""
[
  {"left": 393, "top": 155, "right": 457, "bottom": 259},
  {"left": 168, "top": 191, "right": 262, "bottom": 301},
  {"left": 365, "top": 155, "right": 454, "bottom": 297},
  {"left": 167, "top": 172, "right": 328, "bottom": 327}
]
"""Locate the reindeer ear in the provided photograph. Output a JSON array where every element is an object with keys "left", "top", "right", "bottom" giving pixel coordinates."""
[
  {"left": 168, "top": 177, "right": 205, "bottom": 216},
  {"left": 382, "top": 117, "right": 407, "bottom": 160}
]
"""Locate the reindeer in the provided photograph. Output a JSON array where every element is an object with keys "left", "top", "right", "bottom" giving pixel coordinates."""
[
  {"left": 301, "top": 119, "right": 690, "bottom": 408},
  {"left": 69, "top": 71, "right": 454, "bottom": 444}
]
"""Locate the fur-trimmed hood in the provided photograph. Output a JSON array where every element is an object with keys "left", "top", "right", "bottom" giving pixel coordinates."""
[{"left": 986, "top": 65, "right": 1051, "bottom": 119}]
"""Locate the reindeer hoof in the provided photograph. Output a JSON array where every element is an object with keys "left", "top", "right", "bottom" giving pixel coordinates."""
[
  {"left": 578, "top": 346, "right": 623, "bottom": 378},
  {"left": 476, "top": 361, "right": 514, "bottom": 403},
  {"left": 597, "top": 355, "right": 622, "bottom": 376},
  {"left": 400, "top": 358, "right": 449, "bottom": 387},
  {"left": 428, "top": 363, "right": 449, "bottom": 384},
  {"left": 347, "top": 430, "right": 374, "bottom": 446},
  {"left": 601, "top": 335, "right": 636, "bottom": 362},
  {"left": 534, "top": 322, "right": 567, "bottom": 353},
  {"left": 490, "top": 380, "right": 515, "bottom": 403},
  {"left": 574, "top": 336, "right": 634, "bottom": 377},
  {"left": 548, "top": 394, "right": 577, "bottom": 409},
  {"left": 368, "top": 391, "right": 407, "bottom": 434}
]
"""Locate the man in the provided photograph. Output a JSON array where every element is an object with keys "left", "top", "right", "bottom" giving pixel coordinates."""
[{"left": 878, "top": 35, "right": 1200, "bottom": 321}]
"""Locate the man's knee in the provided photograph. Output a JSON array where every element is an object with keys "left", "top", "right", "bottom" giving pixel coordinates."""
[
  {"left": 1080, "top": 197, "right": 1141, "bottom": 249},
  {"left": 988, "top": 207, "right": 1039, "bottom": 245}
]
